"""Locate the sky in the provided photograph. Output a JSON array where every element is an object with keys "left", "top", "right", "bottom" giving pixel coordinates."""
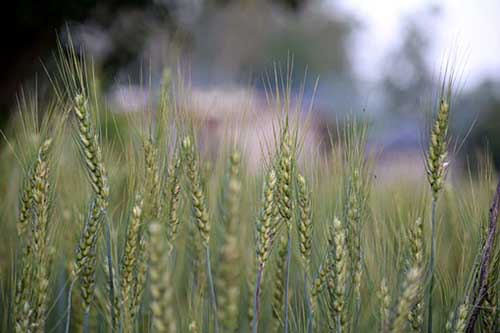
[{"left": 329, "top": 0, "right": 500, "bottom": 90}]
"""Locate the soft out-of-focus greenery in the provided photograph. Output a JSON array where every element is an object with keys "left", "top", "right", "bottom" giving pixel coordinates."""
[{"left": 0, "top": 51, "right": 498, "bottom": 333}]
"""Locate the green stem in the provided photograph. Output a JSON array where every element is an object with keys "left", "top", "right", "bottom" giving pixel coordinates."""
[
  {"left": 83, "top": 309, "right": 90, "bottom": 333},
  {"left": 252, "top": 266, "right": 264, "bottom": 333},
  {"left": 305, "top": 272, "right": 313, "bottom": 333},
  {"left": 284, "top": 230, "right": 292, "bottom": 333},
  {"left": 428, "top": 199, "right": 437, "bottom": 333},
  {"left": 205, "top": 245, "right": 220, "bottom": 333},
  {"left": 64, "top": 278, "right": 78, "bottom": 333},
  {"left": 105, "top": 219, "right": 117, "bottom": 330}
]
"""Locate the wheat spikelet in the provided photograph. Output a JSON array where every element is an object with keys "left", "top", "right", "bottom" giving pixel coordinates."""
[
  {"left": 272, "top": 236, "right": 288, "bottom": 332},
  {"left": 311, "top": 253, "right": 333, "bottom": 297},
  {"left": 277, "top": 129, "right": 294, "bottom": 227},
  {"left": 426, "top": 99, "right": 450, "bottom": 200},
  {"left": 256, "top": 168, "right": 278, "bottom": 269},
  {"left": 187, "top": 219, "right": 206, "bottom": 292},
  {"left": 143, "top": 137, "right": 161, "bottom": 220},
  {"left": 182, "top": 136, "right": 210, "bottom": 246},
  {"left": 18, "top": 179, "right": 34, "bottom": 237},
  {"left": 17, "top": 138, "right": 52, "bottom": 237},
  {"left": 75, "top": 199, "right": 104, "bottom": 312},
  {"left": 15, "top": 301, "right": 32, "bottom": 333},
  {"left": 120, "top": 193, "right": 144, "bottom": 326},
  {"left": 73, "top": 94, "right": 109, "bottom": 207},
  {"left": 408, "top": 218, "right": 424, "bottom": 331},
  {"left": 166, "top": 156, "right": 181, "bottom": 242},
  {"left": 296, "top": 173, "right": 312, "bottom": 269},
  {"left": 14, "top": 250, "right": 34, "bottom": 332},
  {"left": 327, "top": 217, "right": 348, "bottom": 331},
  {"left": 33, "top": 265, "right": 50, "bottom": 333}
]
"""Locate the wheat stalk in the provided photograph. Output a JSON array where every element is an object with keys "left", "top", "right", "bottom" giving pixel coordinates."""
[
  {"left": 425, "top": 90, "right": 452, "bottom": 332},
  {"left": 72, "top": 93, "right": 115, "bottom": 331}
]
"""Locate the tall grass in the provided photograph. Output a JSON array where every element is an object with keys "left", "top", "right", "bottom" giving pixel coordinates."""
[{"left": 0, "top": 47, "right": 499, "bottom": 333}]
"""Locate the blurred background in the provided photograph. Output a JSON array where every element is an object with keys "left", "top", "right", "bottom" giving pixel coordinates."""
[{"left": 3, "top": 0, "right": 500, "bottom": 173}]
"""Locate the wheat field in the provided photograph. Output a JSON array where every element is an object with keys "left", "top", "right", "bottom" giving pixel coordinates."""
[{"left": 0, "top": 47, "right": 498, "bottom": 333}]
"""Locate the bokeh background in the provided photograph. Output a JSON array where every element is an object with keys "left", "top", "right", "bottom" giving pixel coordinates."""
[{"left": 3, "top": 0, "right": 500, "bottom": 171}]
